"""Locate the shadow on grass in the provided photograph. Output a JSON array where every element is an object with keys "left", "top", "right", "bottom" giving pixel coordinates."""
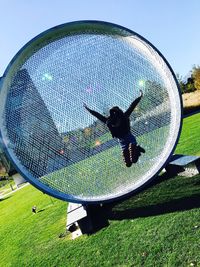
[
  {"left": 195, "top": 180, "right": 200, "bottom": 186},
  {"left": 0, "top": 195, "right": 12, "bottom": 202},
  {"left": 37, "top": 209, "right": 45, "bottom": 213},
  {"left": 108, "top": 194, "right": 200, "bottom": 220},
  {"left": 105, "top": 173, "right": 200, "bottom": 221}
]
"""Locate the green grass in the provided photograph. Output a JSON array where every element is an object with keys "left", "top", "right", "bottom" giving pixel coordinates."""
[
  {"left": 175, "top": 113, "right": 200, "bottom": 156},
  {"left": 0, "top": 113, "right": 200, "bottom": 267},
  {"left": 0, "top": 186, "right": 67, "bottom": 266}
]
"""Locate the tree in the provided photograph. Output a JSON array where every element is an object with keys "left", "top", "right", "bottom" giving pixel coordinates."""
[
  {"left": 176, "top": 73, "right": 186, "bottom": 94},
  {"left": 192, "top": 65, "right": 200, "bottom": 90},
  {"left": 186, "top": 76, "right": 196, "bottom": 93},
  {"left": 176, "top": 72, "right": 195, "bottom": 94}
]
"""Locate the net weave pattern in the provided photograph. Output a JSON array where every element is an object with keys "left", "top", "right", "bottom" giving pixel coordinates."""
[{"left": 0, "top": 22, "right": 181, "bottom": 202}]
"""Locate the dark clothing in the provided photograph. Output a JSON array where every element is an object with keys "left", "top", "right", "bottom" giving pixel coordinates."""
[
  {"left": 118, "top": 132, "right": 137, "bottom": 150},
  {"left": 85, "top": 95, "right": 142, "bottom": 139}
]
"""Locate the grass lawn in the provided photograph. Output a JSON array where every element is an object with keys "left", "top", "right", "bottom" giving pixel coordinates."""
[
  {"left": 0, "top": 113, "right": 200, "bottom": 267},
  {"left": 175, "top": 113, "right": 200, "bottom": 156}
]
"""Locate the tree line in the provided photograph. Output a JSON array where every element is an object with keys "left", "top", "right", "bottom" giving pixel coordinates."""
[{"left": 177, "top": 65, "right": 200, "bottom": 94}]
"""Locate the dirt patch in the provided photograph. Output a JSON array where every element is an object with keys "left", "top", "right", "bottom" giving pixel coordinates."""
[{"left": 182, "top": 90, "right": 200, "bottom": 108}]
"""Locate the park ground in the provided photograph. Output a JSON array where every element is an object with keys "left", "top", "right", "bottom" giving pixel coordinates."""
[
  {"left": 183, "top": 90, "right": 200, "bottom": 108},
  {"left": 183, "top": 90, "right": 200, "bottom": 114},
  {"left": 0, "top": 113, "right": 200, "bottom": 267}
]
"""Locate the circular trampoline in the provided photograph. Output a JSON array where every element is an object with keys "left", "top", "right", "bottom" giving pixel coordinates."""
[{"left": 0, "top": 21, "right": 182, "bottom": 203}]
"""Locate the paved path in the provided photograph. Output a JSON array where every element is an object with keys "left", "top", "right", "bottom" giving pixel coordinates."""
[{"left": 0, "top": 182, "right": 29, "bottom": 199}]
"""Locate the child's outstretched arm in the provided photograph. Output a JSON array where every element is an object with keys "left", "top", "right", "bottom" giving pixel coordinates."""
[
  {"left": 125, "top": 90, "right": 143, "bottom": 117},
  {"left": 83, "top": 103, "right": 107, "bottom": 123}
]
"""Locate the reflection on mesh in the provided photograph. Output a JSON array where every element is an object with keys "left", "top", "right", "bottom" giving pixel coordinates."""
[{"left": 0, "top": 22, "right": 181, "bottom": 202}]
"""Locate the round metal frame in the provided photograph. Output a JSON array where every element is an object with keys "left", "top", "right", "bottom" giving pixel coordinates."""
[{"left": 0, "top": 21, "right": 183, "bottom": 203}]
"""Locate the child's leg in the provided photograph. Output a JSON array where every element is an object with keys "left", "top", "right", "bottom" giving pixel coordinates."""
[
  {"left": 118, "top": 136, "right": 132, "bottom": 167},
  {"left": 129, "top": 143, "right": 145, "bottom": 163},
  {"left": 122, "top": 149, "right": 132, "bottom": 167},
  {"left": 138, "top": 145, "right": 145, "bottom": 153},
  {"left": 129, "top": 143, "right": 139, "bottom": 163}
]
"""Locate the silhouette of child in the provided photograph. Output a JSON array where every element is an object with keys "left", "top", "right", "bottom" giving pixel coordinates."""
[{"left": 84, "top": 90, "right": 145, "bottom": 167}]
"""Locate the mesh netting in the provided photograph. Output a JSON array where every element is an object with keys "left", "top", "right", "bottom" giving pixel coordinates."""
[{"left": 0, "top": 21, "right": 182, "bottom": 203}]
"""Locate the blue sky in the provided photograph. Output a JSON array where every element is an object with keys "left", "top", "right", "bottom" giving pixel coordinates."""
[{"left": 0, "top": 0, "right": 199, "bottom": 78}]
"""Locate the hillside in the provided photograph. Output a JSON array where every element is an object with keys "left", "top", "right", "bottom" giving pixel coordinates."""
[{"left": 0, "top": 113, "right": 200, "bottom": 267}]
